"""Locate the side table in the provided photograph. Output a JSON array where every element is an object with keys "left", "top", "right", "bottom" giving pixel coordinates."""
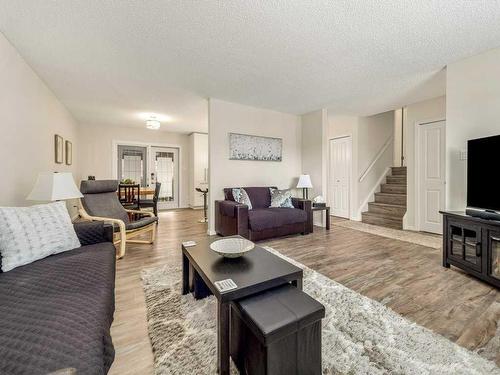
[{"left": 311, "top": 206, "right": 330, "bottom": 230}]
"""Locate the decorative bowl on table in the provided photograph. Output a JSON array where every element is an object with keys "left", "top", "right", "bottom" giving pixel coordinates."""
[{"left": 210, "top": 238, "right": 255, "bottom": 258}]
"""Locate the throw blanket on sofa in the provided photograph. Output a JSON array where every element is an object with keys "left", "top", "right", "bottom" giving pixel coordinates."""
[{"left": 0, "top": 242, "right": 116, "bottom": 375}]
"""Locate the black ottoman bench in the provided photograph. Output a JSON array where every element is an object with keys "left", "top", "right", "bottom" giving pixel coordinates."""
[{"left": 230, "top": 284, "right": 325, "bottom": 375}]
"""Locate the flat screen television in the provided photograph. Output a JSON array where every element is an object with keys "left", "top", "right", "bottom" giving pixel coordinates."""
[{"left": 466, "top": 134, "right": 500, "bottom": 220}]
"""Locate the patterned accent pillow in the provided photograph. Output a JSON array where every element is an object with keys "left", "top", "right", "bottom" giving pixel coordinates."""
[
  {"left": 232, "top": 188, "right": 253, "bottom": 210},
  {"left": 0, "top": 201, "right": 81, "bottom": 272},
  {"left": 269, "top": 188, "right": 294, "bottom": 208}
]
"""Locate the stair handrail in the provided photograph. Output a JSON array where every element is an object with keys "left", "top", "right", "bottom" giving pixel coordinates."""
[{"left": 358, "top": 135, "right": 394, "bottom": 183}]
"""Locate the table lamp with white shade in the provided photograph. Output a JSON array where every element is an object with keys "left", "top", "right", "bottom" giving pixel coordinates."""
[
  {"left": 296, "top": 174, "right": 313, "bottom": 199},
  {"left": 27, "top": 172, "right": 83, "bottom": 201}
]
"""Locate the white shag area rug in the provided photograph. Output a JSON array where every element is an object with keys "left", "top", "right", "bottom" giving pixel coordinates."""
[
  {"left": 141, "top": 247, "right": 499, "bottom": 375},
  {"left": 333, "top": 220, "right": 442, "bottom": 249}
]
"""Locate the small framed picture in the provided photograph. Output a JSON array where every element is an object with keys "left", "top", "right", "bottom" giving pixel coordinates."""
[
  {"left": 65, "top": 140, "right": 72, "bottom": 165},
  {"left": 54, "top": 134, "right": 63, "bottom": 164}
]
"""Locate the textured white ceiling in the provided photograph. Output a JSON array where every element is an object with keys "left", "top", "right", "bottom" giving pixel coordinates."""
[{"left": 1, "top": 1, "right": 500, "bottom": 132}]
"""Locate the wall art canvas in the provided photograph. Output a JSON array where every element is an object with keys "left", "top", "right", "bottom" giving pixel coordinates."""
[{"left": 229, "top": 133, "right": 282, "bottom": 161}]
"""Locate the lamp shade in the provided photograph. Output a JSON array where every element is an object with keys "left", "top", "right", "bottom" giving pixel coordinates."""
[
  {"left": 296, "top": 174, "right": 313, "bottom": 189},
  {"left": 27, "top": 172, "right": 83, "bottom": 201}
]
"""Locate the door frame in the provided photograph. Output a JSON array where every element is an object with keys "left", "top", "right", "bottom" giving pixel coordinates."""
[
  {"left": 112, "top": 140, "right": 183, "bottom": 209},
  {"left": 414, "top": 118, "right": 446, "bottom": 232},
  {"left": 328, "top": 135, "right": 352, "bottom": 219}
]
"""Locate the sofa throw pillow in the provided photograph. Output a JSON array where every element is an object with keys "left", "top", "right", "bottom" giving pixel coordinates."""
[
  {"left": 0, "top": 201, "right": 81, "bottom": 272},
  {"left": 232, "top": 188, "right": 253, "bottom": 210},
  {"left": 269, "top": 188, "right": 294, "bottom": 208}
]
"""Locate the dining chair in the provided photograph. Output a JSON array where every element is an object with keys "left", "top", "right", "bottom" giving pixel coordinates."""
[
  {"left": 118, "top": 183, "right": 141, "bottom": 210},
  {"left": 140, "top": 182, "right": 161, "bottom": 218}
]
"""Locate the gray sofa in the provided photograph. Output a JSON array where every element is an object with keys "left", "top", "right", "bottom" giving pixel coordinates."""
[{"left": 0, "top": 221, "right": 116, "bottom": 375}]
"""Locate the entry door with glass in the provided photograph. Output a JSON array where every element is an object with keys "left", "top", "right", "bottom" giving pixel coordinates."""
[
  {"left": 150, "top": 147, "right": 179, "bottom": 209},
  {"left": 117, "top": 145, "right": 147, "bottom": 186}
]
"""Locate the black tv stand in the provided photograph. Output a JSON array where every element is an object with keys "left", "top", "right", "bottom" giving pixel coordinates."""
[{"left": 441, "top": 211, "right": 500, "bottom": 288}]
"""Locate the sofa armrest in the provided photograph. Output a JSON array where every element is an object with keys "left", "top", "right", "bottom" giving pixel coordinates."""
[
  {"left": 217, "top": 200, "right": 248, "bottom": 217},
  {"left": 292, "top": 198, "right": 312, "bottom": 211},
  {"left": 215, "top": 200, "right": 249, "bottom": 238},
  {"left": 74, "top": 221, "right": 114, "bottom": 246},
  {"left": 292, "top": 198, "right": 313, "bottom": 234}
]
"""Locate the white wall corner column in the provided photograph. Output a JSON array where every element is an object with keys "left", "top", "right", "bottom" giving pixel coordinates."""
[
  {"left": 188, "top": 132, "right": 208, "bottom": 209},
  {"left": 301, "top": 109, "right": 327, "bottom": 226}
]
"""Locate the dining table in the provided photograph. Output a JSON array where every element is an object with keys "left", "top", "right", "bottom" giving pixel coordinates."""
[{"left": 117, "top": 186, "right": 155, "bottom": 198}]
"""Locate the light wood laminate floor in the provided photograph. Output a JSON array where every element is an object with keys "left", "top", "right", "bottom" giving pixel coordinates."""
[{"left": 109, "top": 210, "right": 500, "bottom": 374}]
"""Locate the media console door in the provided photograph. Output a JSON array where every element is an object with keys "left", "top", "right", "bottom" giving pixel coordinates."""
[
  {"left": 442, "top": 211, "right": 500, "bottom": 288},
  {"left": 446, "top": 218, "right": 482, "bottom": 272},
  {"left": 486, "top": 229, "right": 500, "bottom": 282}
]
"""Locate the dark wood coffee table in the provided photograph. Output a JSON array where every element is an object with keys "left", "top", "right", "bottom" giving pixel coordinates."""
[{"left": 181, "top": 236, "right": 303, "bottom": 375}]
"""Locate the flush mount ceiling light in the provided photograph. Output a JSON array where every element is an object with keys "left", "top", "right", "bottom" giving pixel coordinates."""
[
  {"left": 138, "top": 112, "right": 172, "bottom": 122},
  {"left": 146, "top": 118, "right": 161, "bottom": 130}
]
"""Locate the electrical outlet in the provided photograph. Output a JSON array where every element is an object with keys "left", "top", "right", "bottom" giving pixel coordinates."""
[{"left": 460, "top": 150, "right": 467, "bottom": 160}]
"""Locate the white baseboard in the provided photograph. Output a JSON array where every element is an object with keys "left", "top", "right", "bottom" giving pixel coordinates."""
[
  {"left": 356, "top": 167, "right": 391, "bottom": 219},
  {"left": 207, "top": 229, "right": 216, "bottom": 236}
]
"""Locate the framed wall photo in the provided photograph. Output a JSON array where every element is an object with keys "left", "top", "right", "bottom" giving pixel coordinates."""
[
  {"left": 229, "top": 133, "right": 282, "bottom": 161},
  {"left": 54, "top": 134, "right": 64, "bottom": 164},
  {"left": 65, "top": 140, "right": 72, "bottom": 165}
]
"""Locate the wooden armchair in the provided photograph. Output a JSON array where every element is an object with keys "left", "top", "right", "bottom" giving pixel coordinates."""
[{"left": 79, "top": 180, "right": 157, "bottom": 258}]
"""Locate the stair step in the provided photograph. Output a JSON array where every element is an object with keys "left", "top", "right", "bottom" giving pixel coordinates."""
[
  {"left": 391, "top": 166, "right": 407, "bottom": 176},
  {"left": 361, "top": 212, "right": 403, "bottom": 230},
  {"left": 368, "top": 202, "right": 406, "bottom": 217},
  {"left": 375, "top": 192, "right": 407, "bottom": 206},
  {"left": 380, "top": 184, "right": 406, "bottom": 194},
  {"left": 386, "top": 175, "right": 407, "bottom": 184}
]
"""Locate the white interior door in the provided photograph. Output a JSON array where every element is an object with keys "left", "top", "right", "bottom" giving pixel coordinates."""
[
  {"left": 329, "top": 137, "right": 351, "bottom": 218},
  {"left": 418, "top": 120, "right": 446, "bottom": 234},
  {"left": 150, "top": 147, "right": 179, "bottom": 209}
]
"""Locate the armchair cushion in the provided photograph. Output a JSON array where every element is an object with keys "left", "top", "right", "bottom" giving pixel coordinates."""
[
  {"left": 248, "top": 208, "right": 307, "bottom": 231},
  {"left": 124, "top": 216, "right": 158, "bottom": 231},
  {"left": 80, "top": 180, "right": 130, "bottom": 223},
  {"left": 80, "top": 180, "right": 119, "bottom": 194}
]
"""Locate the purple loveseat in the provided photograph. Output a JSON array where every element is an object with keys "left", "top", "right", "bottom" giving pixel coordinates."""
[{"left": 215, "top": 187, "right": 312, "bottom": 241}]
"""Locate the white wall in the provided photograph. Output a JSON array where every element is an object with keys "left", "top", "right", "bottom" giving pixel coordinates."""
[
  {"left": 394, "top": 108, "right": 403, "bottom": 166},
  {"left": 208, "top": 99, "right": 302, "bottom": 233},
  {"left": 78, "top": 124, "right": 190, "bottom": 208},
  {"left": 446, "top": 48, "right": 500, "bottom": 211},
  {"left": 403, "top": 96, "right": 446, "bottom": 229},
  {"left": 301, "top": 109, "right": 327, "bottom": 226},
  {"left": 189, "top": 132, "right": 208, "bottom": 208},
  {"left": 0, "top": 32, "right": 80, "bottom": 212}
]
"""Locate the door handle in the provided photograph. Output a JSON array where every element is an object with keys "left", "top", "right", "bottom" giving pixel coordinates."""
[{"left": 475, "top": 242, "right": 481, "bottom": 257}]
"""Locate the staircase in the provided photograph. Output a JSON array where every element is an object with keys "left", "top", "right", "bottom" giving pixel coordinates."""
[{"left": 361, "top": 166, "right": 407, "bottom": 229}]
